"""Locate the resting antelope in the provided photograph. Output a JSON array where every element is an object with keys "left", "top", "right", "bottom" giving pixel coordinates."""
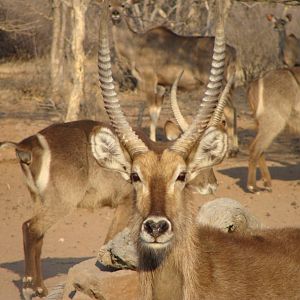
[
  {"left": 267, "top": 13, "right": 300, "bottom": 67},
  {"left": 0, "top": 121, "right": 220, "bottom": 298},
  {"left": 247, "top": 66, "right": 300, "bottom": 193},
  {"left": 109, "top": 0, "right": 239, "bottom": 157},
  {"left": 0, "top": 63, "right": 223, "bottom": 300},
  {"left": 97, "top": 1, "right": 300, "bottom": 299}
]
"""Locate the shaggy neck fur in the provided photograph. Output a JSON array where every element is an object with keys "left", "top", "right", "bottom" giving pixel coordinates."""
[{"left": 135, "top": 187, "right": 200, "bottom": 300}]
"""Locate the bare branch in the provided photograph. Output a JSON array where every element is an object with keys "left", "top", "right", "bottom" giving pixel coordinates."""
[
  {"left": 237, "top": 0, "right": 300, "bottom": 5},
  {"left": 0, "top": 20, "right": 40, "bottom": 34}
]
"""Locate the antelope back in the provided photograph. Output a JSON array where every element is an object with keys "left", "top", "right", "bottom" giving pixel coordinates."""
[
  {"left": 248, "top": 67, "right": 300, "bottom": 123},
  {"left": 285, "top": 34, "right": 300, "bottom": 67},
  {"left": 109, "top": 0, "right": 237, "bottom": 88},
  {"left": 12, "top": 121, "right": 132, "bottom": 208}
]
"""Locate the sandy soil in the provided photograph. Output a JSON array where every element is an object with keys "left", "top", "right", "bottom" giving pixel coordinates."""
[{"left": 0, "top": 86, "right": 299, "bottom": 300}]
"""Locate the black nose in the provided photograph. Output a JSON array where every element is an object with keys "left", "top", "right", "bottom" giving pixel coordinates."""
[
  {"left": 112, "top": 10, "right": 120, "bottom": 17},
  {"left": 144, "top": 219, "right": 169, "bottom": 238}
]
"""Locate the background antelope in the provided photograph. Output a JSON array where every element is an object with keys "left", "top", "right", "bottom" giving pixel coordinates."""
[
  {"left": 97, "top": 1, "right": 300, "bottom": 299},
  {"left": 247, "top": 66, "right": 300, "bottom": 193},
  {"left": 109, "top": 0, "right": 239, "bottom": 157},
  {"left": 267, "top": 13, "right": 300, "bottom": 67},
  {"left": 0, "top": 120, "right": 134, "bottom": 299}
]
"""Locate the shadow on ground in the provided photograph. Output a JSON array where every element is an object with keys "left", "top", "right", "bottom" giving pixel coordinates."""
[
  {"left": 0, "top": 256, "right": 91, "bottom": 298},
  {"left": 219, "top": 163, "right": 300, "bottom": 192}
]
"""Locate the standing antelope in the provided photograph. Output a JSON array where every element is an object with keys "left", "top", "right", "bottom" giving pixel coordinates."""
[
  {"left": 0, "top": 120, "right": 133, "bottom": 299},
  {"left": 109, "top": 0, "right": 239, "bottom": 157},
  {"left": 97, "top": 2, "right": 300, "bottom": 299},
  {"left": 247, "top": 66, "right": 300, "bottom": 193},
  {"left": 267, "top": 13, "right": 300, "bottom": 67}
]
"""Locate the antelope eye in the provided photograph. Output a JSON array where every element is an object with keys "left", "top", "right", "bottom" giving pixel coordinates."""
[
  {"left": 121, "top": 3, "right": 125, "bottom": 8},
  {"left": 130, "top": 172, "right": 141, "bottom": 183},
  {"left": 177, "top": 172, "right": 187, "bottom": 182}
]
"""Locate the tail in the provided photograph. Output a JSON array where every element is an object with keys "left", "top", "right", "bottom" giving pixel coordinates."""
[{"left": 0, "top": 141, "right": 18, "bottom": 150}]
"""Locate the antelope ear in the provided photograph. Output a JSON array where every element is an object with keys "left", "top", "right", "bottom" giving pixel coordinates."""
[
  {"left": 266, "top": 14, "right": 276, "bottom": 23},
  {"left": 90, "top": 127, "right": 132, "bottom": 180},
  {"left": 187, "top": 126, "right": 228, "bottom": 182},
  {"left": 164, "top": 120, "right": 183, "bottom": 141}
]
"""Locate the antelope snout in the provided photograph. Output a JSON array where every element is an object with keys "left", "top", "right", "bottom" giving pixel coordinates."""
[
  {"left": 141, "top": 217, "right": 173, "bottom": 246},
  {"left": 111, "top": 9, "right": 121, "bottom": 23},
  {"left": 144, "top": 219, "right": 170, "bottom": 238}
]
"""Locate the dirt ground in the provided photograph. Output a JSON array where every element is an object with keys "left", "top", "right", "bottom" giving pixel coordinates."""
[{"left": 0, "top": 79, "right": 300, "bottom": 300}]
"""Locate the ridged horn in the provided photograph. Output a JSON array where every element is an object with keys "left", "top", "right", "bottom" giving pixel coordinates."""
[
  {"left": 170, "top": 70, "right": 189, "bottom": 131},
  {"left": 170, "top": 0, "right": 230, "bottom": 158},
  {"left": 209, "top": 74, "right": 235, "bottom": 127},
  {"left": 98, "top": 1, "right": 148, "bottom": 157}
]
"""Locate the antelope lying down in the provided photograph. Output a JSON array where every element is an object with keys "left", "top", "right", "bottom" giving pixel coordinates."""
[
  {"left": 109, "top": 0, "right": 239, "bottom": 157},
  {"left": 98, "top": 1, "right": 300, "bottom": 298}
]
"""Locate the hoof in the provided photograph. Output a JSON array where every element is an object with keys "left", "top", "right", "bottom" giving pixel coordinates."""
[
  {"left": 22, "top": 287, "right": 36, "bottom": 300},
  {"left": 22, "top": 277, "right": 48, "bottom": 299},
  {"left": 22, "top": 286, "right": 48, "bottom": 300},
  {"left": 264, "top": 186, "right": 272, "bottom": 193},
  {"left": 247, "top": 185, "right": 259, "bottom": 194},
  {"left": 263, "top": 182, "right": 272, "bottom": 192},
  {"left": 37, "top": 286, "right": 48, "bottom": 297},
  {"left": 227, "top": 148, "right": 239, "bottom": 158}
]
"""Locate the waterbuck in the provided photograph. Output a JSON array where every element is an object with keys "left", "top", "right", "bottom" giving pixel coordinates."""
[
  {"left": 267, "top": 13, "right": 300, "bottom": 67},
  {"left": 109, "top": 0, "right": 239, "bottom": 157},
  {"left": 0, "top": 116, "right": 223, "bottom": 299},
  {"left": 0, "top": 41, "right": 227, "bottom": 300},
  {"left": 96, "top": 1, "right": 300, "bottom": 299},
  {"left": 247, "top": 66, "right": 300, "bottom": 193}
]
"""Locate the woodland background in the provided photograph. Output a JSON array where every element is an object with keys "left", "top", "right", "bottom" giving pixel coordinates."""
[{"left": 0, "top": 0, "right": 300, "bottom": 121}]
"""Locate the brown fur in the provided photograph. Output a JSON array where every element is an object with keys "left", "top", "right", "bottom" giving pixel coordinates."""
[
  {"left": 130, "top": 150, "right": 300, "bottom": 300},
  {"left": 1, "top": 120, "right": 217, "bottom": 297},
  {"left": 267, "top": 14, "right": 300, "bottom": 67},
  {"left": 247, "top": 67, "right": 300, "bottom": 192},
  {"left": 109, "top": 0, "right": 239, "bottom": 156}
]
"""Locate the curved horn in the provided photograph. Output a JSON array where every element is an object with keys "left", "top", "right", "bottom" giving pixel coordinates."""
[
  {"left": 209, "top": 74, "right": 235, "bottom": 127},
  {"left": 170, "top": 70, "right": 189, "bottom": 131},
  {"left": 170, "top": 0, "right": 230, "bottom": 157},
  {"left": 98, "top": 1, "right": 148, "bottom": 157}
]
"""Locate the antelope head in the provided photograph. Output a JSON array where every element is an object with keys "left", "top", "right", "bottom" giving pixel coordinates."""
[
  {"left": 95, "top": 0, "right": 229, "bottom": 268},
  {"left": 266, "top": 13, "right": 292, "bottom": 31},
  {"left": 108, "top": 0, "right": 139, "bottom": 25}
]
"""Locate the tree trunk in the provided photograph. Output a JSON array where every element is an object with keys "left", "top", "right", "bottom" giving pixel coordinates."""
[
  {"left": 175, "top": 0, "right": 183, "bottom": 32},
  {"left": 50, "top": 0, "right": 62, "bottom": 105},
  {"left": 65, "top": 0, "right": 90, "bottom": 122},
  {"left": 142, "top": 0, "right": 150, "bottom": 26},
  {"left": 50, "top": 0, "right": 68, "bottom": 108},
  {"left": 202, "top": 0, "right": 216, "bottom": 36}
]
